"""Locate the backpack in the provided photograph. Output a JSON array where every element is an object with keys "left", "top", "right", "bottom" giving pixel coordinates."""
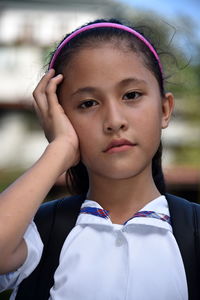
[{"left": 16, "top": 194, "right": 200, "bottom": 300}]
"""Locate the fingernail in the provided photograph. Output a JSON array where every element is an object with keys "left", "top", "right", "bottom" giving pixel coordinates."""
[{"left": 56, "top": 74, "right": 63, "bottom": 78}]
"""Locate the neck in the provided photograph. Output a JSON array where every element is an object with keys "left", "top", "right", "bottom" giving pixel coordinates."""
[{"left": 87, "top": 168, "right": 160, "bottom": 224}]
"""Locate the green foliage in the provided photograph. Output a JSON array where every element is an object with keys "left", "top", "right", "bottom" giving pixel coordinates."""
[
  {"left": 173, "top": 145, "right": 200, "bottom": 166},
  {"left": 0, "top": 169, "right": 25, "bottom": 192}
]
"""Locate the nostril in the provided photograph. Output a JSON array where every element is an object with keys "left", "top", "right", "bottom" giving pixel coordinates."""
[{"left": 120, "top": 123, "right": 127, "bottom": 130}]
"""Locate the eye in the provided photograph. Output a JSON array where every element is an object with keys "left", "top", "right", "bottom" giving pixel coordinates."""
[
  {"left": 123, "top": 91, "right": 142, "bottom": 101},
  {"left": 79, "top": 100, "right": 98, "bottom": 109}
]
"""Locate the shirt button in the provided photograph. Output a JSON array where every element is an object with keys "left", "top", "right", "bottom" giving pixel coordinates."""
[
  {"left": 116, "top": 237, "right": 124, "bottom": 246},
  {"left": 115, "top": 231, "right": 125, "bottom": 246}
]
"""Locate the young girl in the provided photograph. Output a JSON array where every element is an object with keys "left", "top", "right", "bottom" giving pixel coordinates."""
[{"left": 0, "top": 18, "right": 199, "bottom": 300}]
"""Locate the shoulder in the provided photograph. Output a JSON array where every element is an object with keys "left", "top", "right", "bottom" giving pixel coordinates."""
[
  {"left": 34, "top": 194, "right": 86, "bottom": 243},
  {"left": 166, "top": 193, "right": 200, "bottom": 222},
  {"left": 165, "top": 193, "right": 200, "bottom": 239},
  {"left": 35, "top": 194, "right": 85, "bottom": 220},
  {"left": 166, "top": 193, "right": 200, "bottom": 214}
]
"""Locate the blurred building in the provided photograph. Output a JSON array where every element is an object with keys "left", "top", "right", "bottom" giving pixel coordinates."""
[{"left": 0, "top": 0, "right": 120, "bottom": 103}]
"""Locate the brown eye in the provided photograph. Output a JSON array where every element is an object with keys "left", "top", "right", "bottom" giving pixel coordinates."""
[
  {"left": 79, "top": 100, "right": 98, "bottom": 109},
  {"left": 123, "top": 91, "right": 142, "bottom": 100}
]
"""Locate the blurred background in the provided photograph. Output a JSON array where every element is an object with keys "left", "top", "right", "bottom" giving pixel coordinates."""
[{"left": 0, "top": 0, "right": 200, "bottom": 297}]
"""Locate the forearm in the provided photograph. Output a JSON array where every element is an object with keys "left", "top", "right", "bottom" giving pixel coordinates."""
[{"left": 0, "top": 141, "right": 71, "bottom": 264}]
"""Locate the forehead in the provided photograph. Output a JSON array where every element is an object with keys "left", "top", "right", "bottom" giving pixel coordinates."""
[{"left": 62, "top": 44, "right": 158, "bottom": 89}]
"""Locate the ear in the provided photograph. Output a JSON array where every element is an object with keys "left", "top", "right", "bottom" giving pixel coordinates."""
[{"left": 161, "top": 92, "right": 174, "bottom": 129}]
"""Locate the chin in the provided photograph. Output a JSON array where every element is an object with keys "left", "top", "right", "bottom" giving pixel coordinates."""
[
  {"left": 95, "top": 163, "right": 151, "bottom": 181},
  {"left": 85, "top": 154, "right": 152, "bottom": 181}
]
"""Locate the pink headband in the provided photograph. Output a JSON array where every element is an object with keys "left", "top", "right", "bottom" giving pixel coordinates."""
[{"left": 49, "top": 22, "right": 162, "bottom": 73}]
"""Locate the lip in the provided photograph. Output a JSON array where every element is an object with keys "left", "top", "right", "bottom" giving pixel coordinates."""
[{"left": 103, "top": 139, "right": 136, "bottom": 153}]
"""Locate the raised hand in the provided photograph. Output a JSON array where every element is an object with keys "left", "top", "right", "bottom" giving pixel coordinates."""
[
  {"left": 0, "top": 69, "right": 81, "bottom": 273},
  {"left": 33, "top": 69, "right": 80, "bottom": 171}
]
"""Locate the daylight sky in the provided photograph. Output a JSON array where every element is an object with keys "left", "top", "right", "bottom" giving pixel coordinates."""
[
  {"left": 119, "top": 0, "right": 199, "bottom": 24},
  {"left": 118, "top": 0, "right": 200, "bottom": 59}
]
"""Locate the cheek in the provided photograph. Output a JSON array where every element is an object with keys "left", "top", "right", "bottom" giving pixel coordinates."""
[
  {"left": 67, "top": 116, "right": 97, "bottom": 151},
  {"left": 143, "top": 100, "right": 163, "bottom": 125},
  {"left": 62, "top": 109, "right": 88, "bottom": 146},
  {"left": 135, "top": 103, "right": 162, "bottom": 145}
]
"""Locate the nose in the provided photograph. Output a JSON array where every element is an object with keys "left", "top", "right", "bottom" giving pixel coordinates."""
[{"left": 103, "top": 102, "right": 128, "bottom": 134}]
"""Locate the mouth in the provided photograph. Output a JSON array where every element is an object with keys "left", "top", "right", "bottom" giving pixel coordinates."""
[{"left": 103, "top": 139, "right": 136, "bottom": 154}]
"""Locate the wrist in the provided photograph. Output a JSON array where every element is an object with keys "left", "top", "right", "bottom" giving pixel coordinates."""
[{"left": 45, "top": 139, "right": 75, "bottom": 175}]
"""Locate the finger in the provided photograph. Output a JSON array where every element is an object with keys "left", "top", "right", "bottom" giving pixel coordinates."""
[
  {"left": 32, "top": 99, "right": 47, "bottom": 131},
  {"left": 45, "top": 74, "right": 63, "bottom": 109},
  {"left": 32, "top": 99, "right": 41, "bottom": 119},
  {"left": 32, "top": 69, "right": 56, "bottom": 112},
  {"left": 34, "top": 69, "right": 55, "bottom": 95},
  {"left": 33, "top": 99, "right": 52, "bottom": 142}
]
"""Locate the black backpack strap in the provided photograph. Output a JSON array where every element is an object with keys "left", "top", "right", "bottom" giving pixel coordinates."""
[
  {"left": 16, "top": 194, "right": 85, "bottom": 300},
  {"left": 193, "top": 202, "right": 200, "bottom": 274},
  {"left": 166, "top": 193, "right": 200, "bottom": 300}
]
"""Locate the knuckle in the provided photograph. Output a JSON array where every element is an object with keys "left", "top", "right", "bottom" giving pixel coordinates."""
[
  {"left": 46, "top": 83, "right": 54, "bottom": 95},
  {"left": 32, "top": 89, "right": 39, "bottom": 99},
  {"left": 46, "top": 77, "right": 58, "bottom": 94}
]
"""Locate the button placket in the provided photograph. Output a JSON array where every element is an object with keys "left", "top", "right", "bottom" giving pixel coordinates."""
[{"left": 115, "top": 228, "right": 126, "bottom": 246}]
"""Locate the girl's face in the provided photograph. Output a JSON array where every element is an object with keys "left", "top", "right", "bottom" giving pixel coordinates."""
[{"left": 59, "top": 44, "right": 173, "bottom": 181}]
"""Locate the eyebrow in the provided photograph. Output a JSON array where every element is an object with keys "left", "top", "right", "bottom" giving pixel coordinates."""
[
  {"left": 71, "top": 77, "right": 147, "bottom": 97},
  {"left": 71, "top": 87, "right": 97, "bottom": 97},
  {"left": 119, "top": 77, "right": 147, "bottom": 87}
]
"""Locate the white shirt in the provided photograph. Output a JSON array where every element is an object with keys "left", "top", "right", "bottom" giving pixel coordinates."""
[{"left": 0, "top": 196, "right": 188, "bottom": 299}]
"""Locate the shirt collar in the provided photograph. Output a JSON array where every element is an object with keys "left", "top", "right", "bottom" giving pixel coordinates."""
[{"left": 76, "top": 195, "right": 172, "bottom": 231}]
